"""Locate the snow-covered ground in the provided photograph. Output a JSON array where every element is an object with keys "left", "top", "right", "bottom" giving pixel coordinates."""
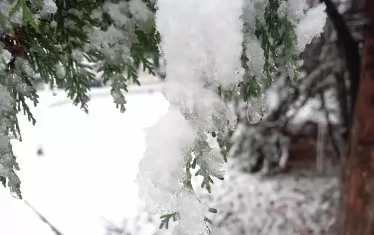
[
  {"left": 0, "top": 72, "right": 339, "bottom": 235},
  {"left": 0, "top": 80, "right": 169, "bottom": 235}
]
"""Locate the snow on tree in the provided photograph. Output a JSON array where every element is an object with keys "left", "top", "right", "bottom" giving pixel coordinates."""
[
  {"left": 137, "top": 1, "right": 243, "bottom": 233},
  {"left": 0, "top": 0, "right": 57, "bottom": 199},
  {"left": 0, "top": 0, "right": 367, "bottom": 234},
  {"left": 136, "top": 0, "right": 331, "bottom": 234},
  {"left": 0, "top": 0, "right": 161, "bottom": 198},
  {"left": 218, "top": 1, "right": 366, "bottom": 234}
]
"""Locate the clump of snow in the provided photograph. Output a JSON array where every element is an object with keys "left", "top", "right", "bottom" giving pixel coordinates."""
[
  {"left": 87, "top": 25, "right": 132, "bottom": 64},
  {"left": 296, "top": 4, "right": 327, "bottom": 51},
  {"left": 67, "top": 8, "right": 83, "bottom": 18},
  {"left": 265, "top": 76, "right": 287, "bottom": 111},
  {"left": 128, "top": 0, "right": 153, "bottom": 23},
  {"left": 40, "top": 0, "right": 58, "bottom": 16},
  {"left": 278, "top": 0, "right": 308, "bottom": 25},
  {"left": 0, "top": 85, "right": 13, "bottom": 117},
  {"left": 1, "top": 0, "right": 57, "bottom": 23},
  {"left": 200, "top": 148, "right": 225, "bottom": 179},
  {"left": 91, "top": 8, "right": 103, "bottom": 20},
  {"left": 90, "top": 1, "right": 152, "bottom": 65},
  {"left": 138, "top": 0, "right": 243, "bottom": 233},
  {"left": 0, "top": 1, "right": 23, "bottom": 25},
  {"left": 242, "top": 0, "right": 267, "bottom": 29},
  {"left": 1, "top": 49, "right": 13, "bottom": 65},
  {"left": 102, "top": 0, "right": 152, "bottom": 32},
  {"left": 103, "top": 1, "right": 131, "bottom": 27},
  {"left": 137, "top": 108, "right": 197, "bottom": 214},
  {"left": 244, "top": 35, "right": 265, "bottom": 78},
  {"left": 163, "top": 82, "right": 236, "bottom": 132},
  {"left": 242, "top": 0, "right": 268, "bottom": 81},
  {"left": 175, "top": 191, "right": 208, "bottom": 235},
  {"left": 277, "top": 1, "right": 327, "bottom": 53},
  {"left": 278, "top": 1, "right": 327, "bottom": 52},
  {"left": 55, "top": 63, "right": 65, "bottom": 79},
  {"left": 50, "top": 20, "right": 57, "bottom": 28},
  {"left": 157, "top": 0, "right": 243, "bottom": 89}
]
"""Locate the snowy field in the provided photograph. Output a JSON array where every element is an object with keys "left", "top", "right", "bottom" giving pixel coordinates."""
[{"left": 0, "top": 80, "right": 169, "bottom": 235}]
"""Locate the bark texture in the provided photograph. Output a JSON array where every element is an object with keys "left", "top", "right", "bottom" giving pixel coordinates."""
[{"left": 339, "top": 1, "right": 374, "bottom": 234}]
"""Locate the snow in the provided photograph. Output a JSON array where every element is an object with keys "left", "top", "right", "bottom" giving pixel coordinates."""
[
  {"left": 40, "top": 0, "right": 58, "bottom": 16},
  {"left": 137, "top": 1, "right": 243, "bottom": 233},
  {"left": 0, "top": 0, "right": 57, "bottom": 24},
  {"left": 242, "top": 0, "right": 267, "bottom": 79},
  {"left": 88, "top": 25, "right": 132, "bottom": 63},
  {"left": 1, "top": 49, "right": 13, "bottom": 64},
  {"left": 245, "top": 35, "right": 265, "bottom": 78},
  {"left": 0, "top": 1, "right": 23, "bottom": 25},
  {"left": 102, "top": 2, "right": 131, "bottom": 27},
  {"left": 296, "top": 4, "right": 327, "bottom": 51},
  {"left": 0, "top": 79, "right": 339, "bottom": 235},
  {"left": 157, "top": 0, "right": 243, "bottom": 89},
  {"left": 128, "top": 0, "right": 153, "bottom": 24},
  {"left": 55, "top": 63, "right": 66, "bottom": 79},
  {"left": 200, "top": 161, "right": 338, "bottom": 235},
  {"left": 138, "top": 108, "right": 197, "bottom": 213},
  {"left": 0, "top": 82, "right": 169, "bottom": 235},
  {"left": 278, "top": 0, "right": 308, "bottom": 25}
]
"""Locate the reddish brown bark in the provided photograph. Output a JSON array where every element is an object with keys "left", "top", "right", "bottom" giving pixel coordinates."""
[
  {"left": 287, "top": 127, "right": 339, "bottom": 172},
  {"left": 339, "top": 1, "right": 374, "bottom": 234}
]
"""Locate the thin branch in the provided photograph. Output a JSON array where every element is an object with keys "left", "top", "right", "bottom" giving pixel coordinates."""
[
  {"left": 24, "top": 200, "right": 64, "bottom": 235},
  {"left": 319, "top": 92, "right": 341, "bottom": 159},
  {"left": 334, "top": 71, "right": 349, "bottom": 138},
  {"left": 321, "top": 0, "right": 361, "bottom": 138}
]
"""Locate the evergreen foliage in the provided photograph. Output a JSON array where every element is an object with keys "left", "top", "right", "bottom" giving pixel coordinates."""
[
  {"left": 0, "top": 0, "right": 160, "bottom": 198},
  {"left": 148, "top": 0, "right": 325, "bottom": 232}
]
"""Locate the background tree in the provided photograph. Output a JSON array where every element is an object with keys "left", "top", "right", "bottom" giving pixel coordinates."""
[{"left": 338, "top": 0, "right": 374, "bottom": 234}]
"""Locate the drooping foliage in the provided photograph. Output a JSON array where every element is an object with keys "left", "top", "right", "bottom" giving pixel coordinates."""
[
  {"left": 0, "top": 0, "right": 160, "bottom": 198},
  {"left": 137, "top": 0, "right": 327, "bottom": 234}
]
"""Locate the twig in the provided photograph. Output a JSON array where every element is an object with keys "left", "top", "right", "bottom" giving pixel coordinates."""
[
  {"left": 319, "top": 92, "right": 341, "bottom": 159},
  {"left": 321, "top": 0, "right": 361, "bottom": 136},
  {"left": 24, "top": 200, "right": 64, "bottom": 235}
]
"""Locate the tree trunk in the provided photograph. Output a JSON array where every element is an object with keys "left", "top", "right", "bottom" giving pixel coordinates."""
[{"left": 339, "top": 1, "right": 374, "bottom": 234}]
